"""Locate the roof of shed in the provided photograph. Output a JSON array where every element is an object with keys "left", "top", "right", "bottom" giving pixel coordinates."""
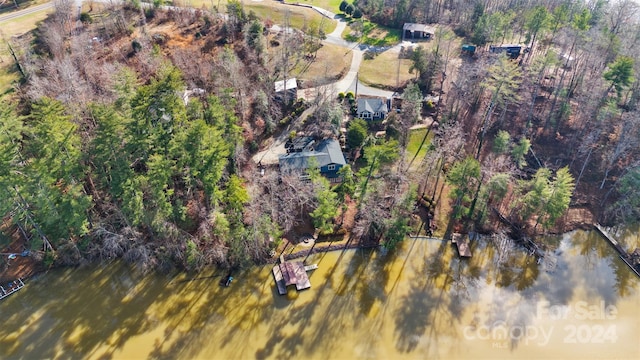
[
  {"left": 275, "top": 78, "right": 298, "bottom": 92},
  {"left": 403, "top": 23, "right": 436, "bottom": 33}
]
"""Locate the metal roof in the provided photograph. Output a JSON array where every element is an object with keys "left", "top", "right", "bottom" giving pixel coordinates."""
[
  {"left": 274, "top": 78, "right": 298, "bottom": 92},
  {"left": 403, "top": 23, "right": 436, "bottom": 34}
]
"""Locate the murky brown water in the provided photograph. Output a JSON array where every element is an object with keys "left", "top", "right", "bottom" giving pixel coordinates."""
[{"left": 1, "top": 229, "right": 639, "bottom": 359}]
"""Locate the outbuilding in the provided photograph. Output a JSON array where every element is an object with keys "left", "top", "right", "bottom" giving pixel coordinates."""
[
  {"left": 274, "top": 78, "right": 298, "bottom": 103},
  {"left": 403, "top": 23, "right": 436, "bottom": 41}
]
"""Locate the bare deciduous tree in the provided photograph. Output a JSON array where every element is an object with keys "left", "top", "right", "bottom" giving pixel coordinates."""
[{"left": 599, "top": 112, "right": 640, "bottom": 189}]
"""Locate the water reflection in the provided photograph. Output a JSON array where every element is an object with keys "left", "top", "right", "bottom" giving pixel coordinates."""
[{"left": 0, "top": 230, "right": 638, "bottom": 359}]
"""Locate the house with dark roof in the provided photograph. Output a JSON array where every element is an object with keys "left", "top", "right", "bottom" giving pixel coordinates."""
[
  {"left": 403, "top": 23, "right": 436, "bottom": 41},
  {"left": 279, "top": 138, "right": 347, "bottom": 182},
  {"left": 356, "top": 98, "right": 389, "bottom": 121}
]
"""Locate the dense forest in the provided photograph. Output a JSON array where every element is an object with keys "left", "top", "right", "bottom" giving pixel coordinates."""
[{"left": 0, "top": 0, "right": 639, "bottom": 273}]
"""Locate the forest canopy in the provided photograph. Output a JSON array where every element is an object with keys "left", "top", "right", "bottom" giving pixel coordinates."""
[{"left": 1, "top": 0, "right": 639, "bottom": 272}]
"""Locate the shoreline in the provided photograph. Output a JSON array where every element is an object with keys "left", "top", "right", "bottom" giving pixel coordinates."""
[{"left": 0, "top": 216, "right": 629, "bottom": 285}]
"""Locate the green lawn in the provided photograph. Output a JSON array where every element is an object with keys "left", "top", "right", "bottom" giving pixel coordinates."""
[
  {"left": 343, "top": 19, "right": 401, "bottom": 46},
  {"left": 187, "top": 0, "right": 336, "bottom": 34},
  {"left": 244, "top": 3, "right": 336, "bottom": 34},
  {"left": 187, "top": 0, "right": 402, "bottom": 46},
  {"left": 0, "top": 8, "right": 51, "bottom": 95},
  {"left": 186, "top": 0, "right": 339, "bottom": 30},
  {"left": 0, "top": 5, "right": 50, "bottom": 36},
  {"left": 179, "top": 0, "right": 223, "bottom": 10},
  {"left": 406, "top": 128, "right": 432, "bottom": 165},
  {"left": 0, "top": 0, "right": 48, "bottom": 15},
  {"left": 293, "top": 0, "right": 343, "bottom": 13},
  {"left": 192, "top": 0, "right": 344, "bottom": 14},
  {"left": 0, "top": 66, "right": 19, "bottom": 97}
]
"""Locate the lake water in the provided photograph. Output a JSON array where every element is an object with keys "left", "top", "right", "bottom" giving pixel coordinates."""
[{"left": 1, "top": 229, "right": 639, "bottom": 359}]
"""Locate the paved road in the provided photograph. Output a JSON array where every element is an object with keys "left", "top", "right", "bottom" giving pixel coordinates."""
[
  {"left": 300, "top": 6, "right": 397, "bottom": 100},
  {"left": 0, "top": 2, "right": 53, "bottom": 23}
]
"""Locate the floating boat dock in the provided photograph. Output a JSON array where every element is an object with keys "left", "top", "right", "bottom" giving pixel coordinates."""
[
  {"left": 451, "top": 233, "right": 472, "bottom": 258},
  {"left": 593, "top": 224, "right": 640, "bottom": 278},
  {"left": 272, "top": 261, "right": 318, "bottom": 295},
  {"left": 303, "top": 264, "right": 318, "bottom": 271},
  {"left": 0, "top": 278, "right": 25, "bottom": 300}
]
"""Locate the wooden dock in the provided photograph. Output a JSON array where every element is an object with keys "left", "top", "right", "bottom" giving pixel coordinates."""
[
  {"left": 451, "top": 233, "right": 472, "bottom": 258},
  {"left": 593, "top": 224, "right": 640, "bottom": 278},
  {"left": 303, "top": 264, "right": 318, "bottom": 271},
  {"left": 272, "top": 261, "right": 318, "bottom": 295},
  {"left": 0, "top": 278, "right": 25, "bottom": 300}
]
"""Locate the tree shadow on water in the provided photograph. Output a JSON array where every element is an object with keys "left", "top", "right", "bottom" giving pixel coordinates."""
[
  {"left": 145, "top": 263, "right": 283, "bottom": 359},
  {"left": 0, "top": 262, "right": 181, "bottom": 360},
  {"left": 254, "top": 244, "right": 386, "bottom": 359},
  {"left": 393, "top": 240, "right": 469, "bottom": 355}
]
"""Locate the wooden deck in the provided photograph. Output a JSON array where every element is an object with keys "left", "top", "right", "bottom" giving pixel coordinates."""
[
  {"left": 0, "top": 278, "right": 25, "bottom": 300},
  {"left": 594, "top": 224, "right": 640, "bottom": 278},
  {"left": 451, "top": 233, "right": 472, "bottom": 258},
  {"left": 272, "top": 261, "right": 317, "bottom": 295}
]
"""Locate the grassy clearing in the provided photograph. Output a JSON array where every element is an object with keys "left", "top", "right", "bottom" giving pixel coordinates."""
[
  {"left": 344, "top": 19, "right": 401, "bottom": 46},
  {"left": 433, "top": 182, "right": 451, "bottom": 238},
  {"left": 359, "top": 50, "right": 414, "bottom": 88},
  {"left": 405, "top": 126, "right": 449, "bottom": 238},
  {"left": 0, "top": 0, "right": 48, "bottom": 15},
  {"left": 291, "top": 42, "right": 351, "bottom": 87},
  {"left": 0, "top": 8, "right": 51, "bottom": 95},
  {"left": 186, "top": 0, "right": 336, "bottom": 34},
  {"left": 177, "top": 0, "right": 221, "bottom": 10},
  {"left": 293, "top": 0, "right": 343, "bottom": 13},
  {"left": 406, "top": 128, "right": 432, "bottom": 165},
  {"left": 188, "top": 0, "right": 343, "bottom": 14},
  {"left": 0, "top": 66, "right": 18, "bottom": 97},
  {"left": 0, "top": 7, "right": 50, "bottom": 36},
  {"left": 244, "top": 3, "right": 336, "bottom": 34}
]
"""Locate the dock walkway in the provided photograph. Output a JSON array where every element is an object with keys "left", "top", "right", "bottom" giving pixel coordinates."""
[
  {"left": 594, "top": 224, "right": 640, "bottom": 278},
  {"left": 0, "top": 278, "right": 25, "bottom": 300}
]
